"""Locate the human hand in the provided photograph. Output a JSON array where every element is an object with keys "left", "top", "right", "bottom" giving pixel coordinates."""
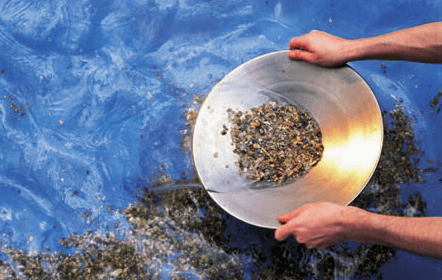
[
  {"left": 274, "top": 202, "right": 350, "bottom": 249},
  {"left": 288, "top": 30, "right": 351, "bottom": 67}
]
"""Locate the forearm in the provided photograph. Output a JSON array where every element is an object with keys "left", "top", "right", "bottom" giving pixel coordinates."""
[
  {"left": 344, "top": 22, "right": 442, "bottom": 63},
  {"left": 345, "top": 206, "right": 442, "bottom": 259}
]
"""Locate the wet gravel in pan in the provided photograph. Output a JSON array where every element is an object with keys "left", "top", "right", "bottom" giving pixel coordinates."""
[{"left": 227, "top": 102, "right": 324, "bottom": 185}]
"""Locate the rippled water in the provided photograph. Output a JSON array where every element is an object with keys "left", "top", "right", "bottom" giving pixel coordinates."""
[{"left": 0, "top": 0, "right": 441, "bottom": 279}]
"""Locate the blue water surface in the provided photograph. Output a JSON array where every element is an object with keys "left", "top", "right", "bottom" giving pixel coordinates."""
[{"left": 0, "top": 0, "right": 441, "bottom": 279}]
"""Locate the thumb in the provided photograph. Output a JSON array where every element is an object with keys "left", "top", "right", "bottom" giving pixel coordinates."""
[
  {"left": 274, "top": 223, "right": 293, "bottom": 241},
  {"left": 289, "top": 36, "right": 309, "bottom": 50},
  {"left": 277, "top": 204, "right": 307, "bottom": 223},
  {"left": 288, "top": 49, "right": 315, "bottom": 62}
]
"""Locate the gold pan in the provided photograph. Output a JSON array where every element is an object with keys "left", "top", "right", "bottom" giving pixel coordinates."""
[{"left": 192, "top": 50, "right": 383, "bottom": 228}]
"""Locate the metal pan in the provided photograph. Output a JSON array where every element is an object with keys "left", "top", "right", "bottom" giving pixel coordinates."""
[{"left": 192, "top": 50, "right": 383, "bottom": 228}]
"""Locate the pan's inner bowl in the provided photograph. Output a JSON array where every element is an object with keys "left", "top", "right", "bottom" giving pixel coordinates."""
[{"left": 193, "top": 50, "right": 383, "bottom": 228}]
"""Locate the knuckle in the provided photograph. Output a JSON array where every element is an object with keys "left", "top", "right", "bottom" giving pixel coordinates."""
[
  {"left": 309, "top": 30, "right": 324, "bottom": 37},
  {"left": 295, "top": 235, "right": 305, "bottom": 244}
]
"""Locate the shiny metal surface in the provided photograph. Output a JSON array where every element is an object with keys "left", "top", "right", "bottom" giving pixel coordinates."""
[{"left": 192, "top": 50, "right": 383, "bottom": 229}]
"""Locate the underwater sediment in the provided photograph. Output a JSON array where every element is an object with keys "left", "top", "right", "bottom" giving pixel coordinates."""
[{"left": 0, "top": 95, "right": 437, "bottom": 280}]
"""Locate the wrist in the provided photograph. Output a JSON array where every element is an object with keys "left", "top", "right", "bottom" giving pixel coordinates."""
[
  {"left": 342, "top": 38, "right": 376, "bottom": 62},
  {"left": 343, "top": 206, "right": 395, "bottom": 247},
  {"left": 340, "top": 206, "right": 373, "bottom": 242}
]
